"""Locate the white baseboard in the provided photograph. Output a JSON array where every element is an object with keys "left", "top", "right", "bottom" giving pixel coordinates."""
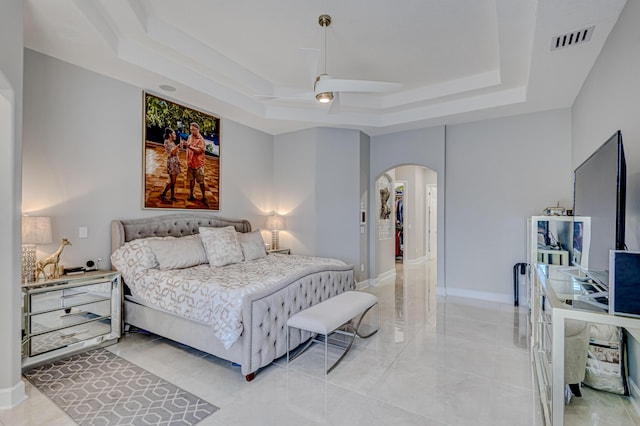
[
  {"left": 444, "top": 287, "right": 513, "bottom": 304},
  {"left": 629, "top": 378, "right": 640, "bottom": 417},
  {"left": 404, "top": 256, "right": 427, "bottom": 265},
  {"left": 0, "top": 379, "right": 26, "bottom": 409},
  {"left": 375, "top": 268, "right": 396, "bottom": 285},
  {"left": 355, "top": 279, "right": 373, "bottom": 290}
]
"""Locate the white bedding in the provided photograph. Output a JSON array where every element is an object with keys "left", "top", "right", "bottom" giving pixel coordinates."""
[{"left": 111, "top": 238, "right": 347, "bottom": 349}]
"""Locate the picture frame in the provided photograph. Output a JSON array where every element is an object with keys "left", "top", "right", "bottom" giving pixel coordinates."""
[
  {"left": 377, "top": 173, "right": 393, "bottom": 240},
  {"left": 143, "top": 92, "right": 221, "bottom": 210}
]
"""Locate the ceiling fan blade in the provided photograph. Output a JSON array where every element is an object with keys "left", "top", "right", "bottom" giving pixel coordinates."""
[
  {"left": 255, "top": 87, "right": 315, "bottom": 102},
  {"left": 315, "top": 77, "right": 402, "bottom": 95}
]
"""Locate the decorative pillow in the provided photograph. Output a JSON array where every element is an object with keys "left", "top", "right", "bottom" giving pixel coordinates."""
[
  {"left": 238, "top": 230, "right": 267, "bottom": 261},
  {"left": 147, "top": 234, "right": 207, "bottom": 270},
  {"left": 110, "top": 238, "right": 159, "bottom": 273},
  {"left": 199, "top": 226, "right": 244, "bottom": 267}
]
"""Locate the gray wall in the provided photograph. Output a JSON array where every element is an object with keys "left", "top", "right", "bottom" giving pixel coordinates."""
[
  {"left": 0, "top": 0, "right": 24, "bottom": 406},
  {"left": 359, "top": 132, "right": 371, "bottom": 283},
  {"left": 570, "top": 0, "right": 640, "bottom": 399},
  {"left": 446, "top": 109, "right": 572, "bottom": 302},
  {"left": 22, "top": 50, "right": 274, "bottom": 270},
  {"left": 273, "top": 127, "right": 364, "bottom": 279},
  {"left": 371, "top": 127, "right": 446, "bottom": 290},
  {"left": 572, "top": 0, "right": 640, "bottom": 254},
  {"left": 23, "top": 49, "right": 577, "bottom": 306}
]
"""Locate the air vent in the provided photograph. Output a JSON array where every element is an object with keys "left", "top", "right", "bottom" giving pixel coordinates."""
[{"left": 551, "top": 26, "right": 595, "bottom": 51}]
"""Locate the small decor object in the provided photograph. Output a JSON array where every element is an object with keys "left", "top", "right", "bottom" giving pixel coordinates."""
[
  {"left": 266, "top": 214, "right": 286, "bottom": 250},
  {"left": 143, "top": 92, "right": 221, "bottom": 211},
  {"left": 35, "top": 238, "right": 71, "bottom": 281},
  {"left": 63, "top": 266, "right": 85, "bottom": 276},
  {"left": 21, "top": 216, "right": 53, "bottom": 283},
  {"left": 583, "top": 324, "right": 629, "bottom": 396},
  {"left": 543, "top": 202, "right": 567, "bottom": 216}
]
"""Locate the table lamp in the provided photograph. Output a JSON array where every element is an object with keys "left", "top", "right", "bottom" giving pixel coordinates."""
[
  {"left": 265, "top": 214, "right": 286, "bottom": 250},
  {"left": 21, "top": 216, "right": 52, "bottom": 283}
]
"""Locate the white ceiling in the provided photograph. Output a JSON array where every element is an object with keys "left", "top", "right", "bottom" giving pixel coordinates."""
[{"left": 24, "top": 0, "right": 627, "bottom": 136}]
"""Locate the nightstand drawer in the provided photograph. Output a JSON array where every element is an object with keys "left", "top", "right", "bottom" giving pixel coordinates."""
[
  {"left": 30, "top": 283, "right": 111, "bottom": 314},
  {"left": 30, "top": 299, "right": 111, "bottom": 334},
  {"left": 30, "top": 319, "right": 112, "bottom": 356}
]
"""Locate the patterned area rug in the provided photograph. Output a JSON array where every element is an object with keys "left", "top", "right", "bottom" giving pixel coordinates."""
[{"left": 24, "top": 348, "right": 218, "bottom": 425}]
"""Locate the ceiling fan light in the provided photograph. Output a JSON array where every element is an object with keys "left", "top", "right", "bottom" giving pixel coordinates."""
[{"left": 316, "top": 91, "right": 334, "bottom": 103}]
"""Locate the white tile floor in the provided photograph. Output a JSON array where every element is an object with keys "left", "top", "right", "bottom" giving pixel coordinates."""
[{"left": 3, "top": 260, "right": 639, "bottom": 425}]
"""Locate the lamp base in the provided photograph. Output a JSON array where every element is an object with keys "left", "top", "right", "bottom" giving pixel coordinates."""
[{"left": 21, "top": 245, "right": 36, "bottom": 283}]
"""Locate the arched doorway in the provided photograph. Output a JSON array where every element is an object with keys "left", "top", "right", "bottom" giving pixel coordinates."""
[
  {"left": 373, "top": 164, "right": 438, "bottom": 336},
  {"left": 369, "top": 126, "right": 445, "bottom": 293},
  {"left": 373, "top": 165, "right": 437, "bottom": 281}
]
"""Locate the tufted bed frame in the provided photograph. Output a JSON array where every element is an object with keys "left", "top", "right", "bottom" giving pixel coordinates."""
[{"left": 111, "top": 214, "right": 355, "bottom": 381}]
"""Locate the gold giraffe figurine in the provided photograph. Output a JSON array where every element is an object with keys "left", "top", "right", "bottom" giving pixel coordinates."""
[{"left": 35, "top": 238, "right": 71, "bottom": 280}]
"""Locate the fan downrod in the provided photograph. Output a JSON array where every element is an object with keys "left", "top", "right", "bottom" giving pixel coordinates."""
[{"left": 318, "top": 14, "right": 331, "bottom": 28}]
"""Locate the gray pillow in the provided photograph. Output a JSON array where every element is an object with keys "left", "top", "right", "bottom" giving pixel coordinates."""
[
  {"left": 147, "top": 235, "right": 207, "bottom": 270},
  {"left": 199, "top": 226, "right": 244, "bottom": 267},
  {"left": 238, "top": 230, "right": 267, "bottom": 261}
]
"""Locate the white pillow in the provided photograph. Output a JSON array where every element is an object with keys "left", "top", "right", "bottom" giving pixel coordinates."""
[
  {"left": 111, "top": 238, "right": 160, "bottom": 273},
  {"left": 147, "top": 235, "right": 207, "bottom": 270},
  {"left": 199, "top": 226, "right": 244, "bottom": 267},
  {"left": 238, "top": 230, "right": 267, "bottom": 261}
]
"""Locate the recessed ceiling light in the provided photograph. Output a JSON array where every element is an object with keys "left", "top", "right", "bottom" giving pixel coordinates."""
[{"left": 159, "top": 84, "right": 176, "bottom": 92}]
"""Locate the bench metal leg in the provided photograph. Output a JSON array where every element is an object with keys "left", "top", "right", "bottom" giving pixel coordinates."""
[
  {"left": 326, "top": 303, "right": 378, "bottom": 374},
  {"left": 287, "top": 331, "right": 317, "bottom": 364},
  {"left": 287, "top": 302, "right": 379, "bottom": 375},
  {"left": 353, "top": 303, "right": 379, "bottom": 339}
]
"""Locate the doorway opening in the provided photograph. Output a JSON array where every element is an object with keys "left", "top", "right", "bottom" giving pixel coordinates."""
[
  {"left": 394, "top": 181, "right": 406, "bottom": 263},
  {"left": 375, "top": 165, "right": 436, "bottom": 272},
  {"left": 373, "top": 164, "right": 438, "bottom": 339}
]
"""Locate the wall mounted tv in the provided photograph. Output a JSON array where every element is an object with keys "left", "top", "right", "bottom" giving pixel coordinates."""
[{"left": 573, "top": 130, "right": 626, "bottom": 281}]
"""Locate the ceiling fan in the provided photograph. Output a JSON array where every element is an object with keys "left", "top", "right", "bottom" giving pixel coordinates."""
[
  {"left": 313, "top": 14, "right": 402, "bottom": 104},
  {"left": 257, "top": 14, "right": 402, "bottom": 106}
]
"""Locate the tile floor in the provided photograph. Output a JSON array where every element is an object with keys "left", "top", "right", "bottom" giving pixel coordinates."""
[{"left": 2, "top": 260, "right": 639, "bottom": 425}]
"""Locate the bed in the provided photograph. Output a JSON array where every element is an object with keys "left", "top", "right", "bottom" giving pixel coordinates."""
[{"left": 110, "top": 214, "right": 355, "bottom": 381}]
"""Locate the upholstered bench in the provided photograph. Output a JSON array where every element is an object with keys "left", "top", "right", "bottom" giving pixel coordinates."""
[{"left": 286, "top": 291, "right": 378, "bottom": 374}]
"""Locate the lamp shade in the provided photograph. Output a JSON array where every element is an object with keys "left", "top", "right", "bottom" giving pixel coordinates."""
[
  {"left": 22, "top": 216, "right": 53, "bottom": 245},
  {"left": 265, "top": 214, "right": 286, "bottom": 231}
]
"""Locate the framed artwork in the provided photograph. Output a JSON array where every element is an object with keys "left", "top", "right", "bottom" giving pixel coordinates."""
[
  {"left": 143, "top": 92, "right": 221, "bottom": 210},
  {"left": 377, "top": 173, "right": 393, "bottom": 240}
]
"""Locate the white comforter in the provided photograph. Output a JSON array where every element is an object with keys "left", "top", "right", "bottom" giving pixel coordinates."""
[{"left": 111, "top": 240, "right": 348, "bottom": 349}]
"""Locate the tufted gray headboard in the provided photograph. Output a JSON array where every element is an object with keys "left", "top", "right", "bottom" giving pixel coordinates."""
[{"left": 111, "top": 214, "right": 252, "bottom": 254}]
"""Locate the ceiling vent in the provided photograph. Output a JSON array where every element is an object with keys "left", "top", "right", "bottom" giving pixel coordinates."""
[{"left": 551, "top": 26, "right": 595, "bottom": 51}]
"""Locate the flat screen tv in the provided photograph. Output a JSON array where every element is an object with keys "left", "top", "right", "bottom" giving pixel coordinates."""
[{"left": 573, "top": 130, "right": 626, "bottom": 284}]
